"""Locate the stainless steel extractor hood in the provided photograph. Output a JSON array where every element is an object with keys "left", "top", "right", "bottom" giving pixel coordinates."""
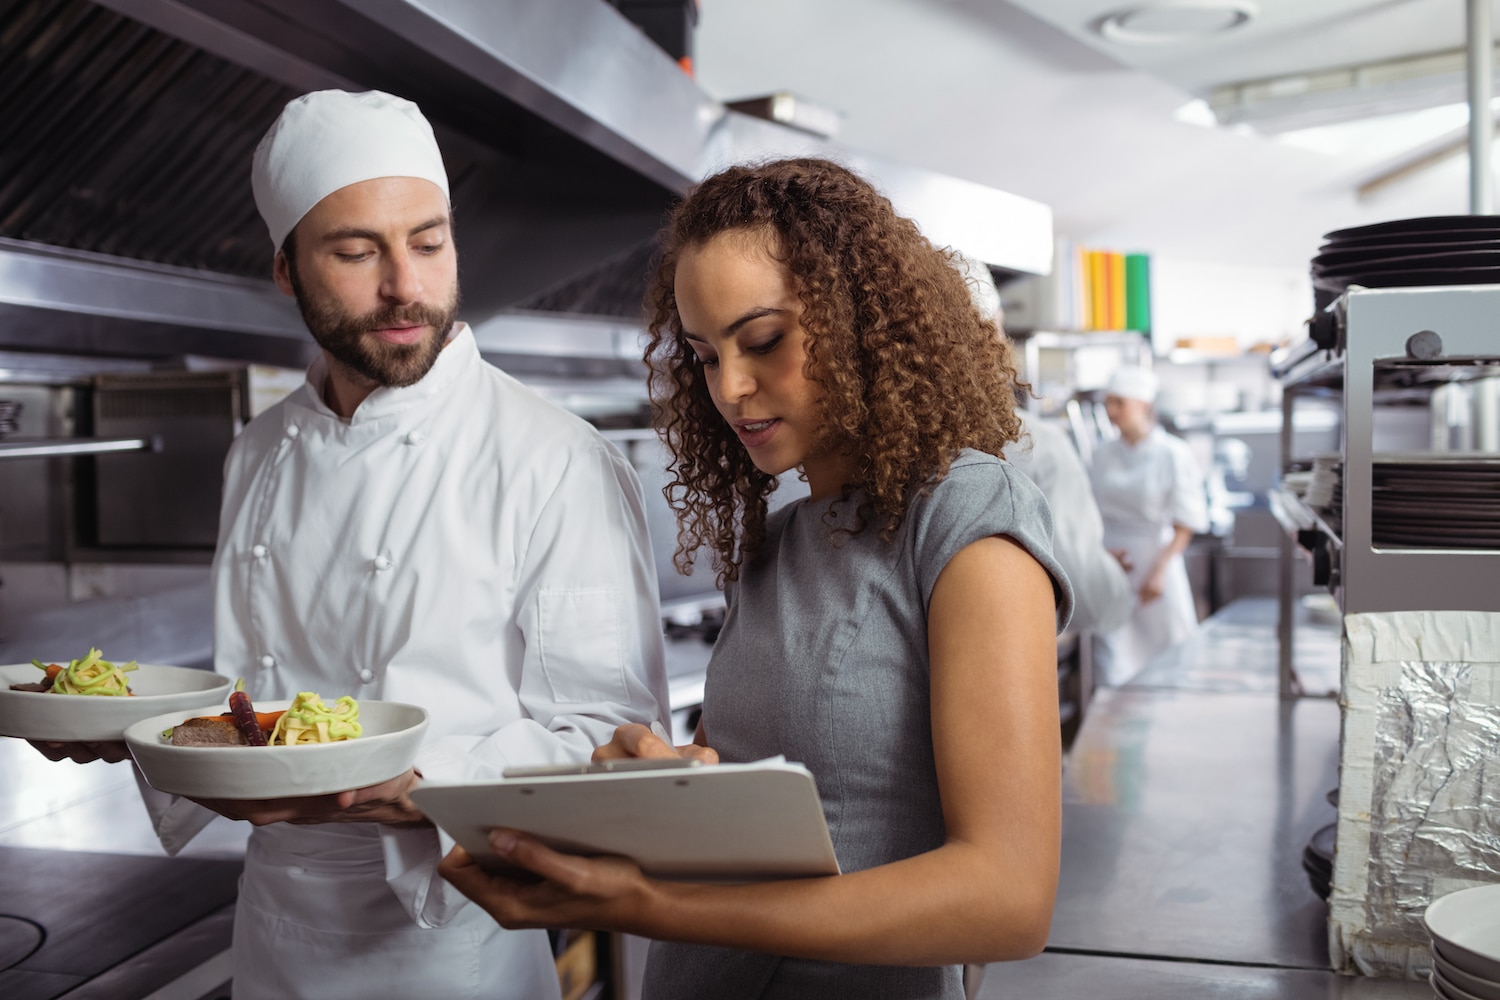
[{"left": 0, "top": 0, "right": 1052, "bottom": 368}]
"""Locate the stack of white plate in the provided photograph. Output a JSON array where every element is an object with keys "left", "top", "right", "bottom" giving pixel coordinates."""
[{"left": 1426, "top": 885, "right": 1500, "bottom": 1000}]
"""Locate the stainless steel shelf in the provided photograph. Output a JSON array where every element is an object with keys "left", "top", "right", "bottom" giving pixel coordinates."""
[
  {"left": 1268, "top": 488, "right": 1342, "bottom": 551},
  {"left": 1341, "top": 288, "right": 1500, "bottom": 614},
  {"left": 1275, "top": 286, "right": 1500, "bottom": 696},
  {"left": 1275, "top": 347, "right": 1500, "bottom": 394},
  {"left": 1273, "top": 343, "right": 1343, "bottom": 389}
]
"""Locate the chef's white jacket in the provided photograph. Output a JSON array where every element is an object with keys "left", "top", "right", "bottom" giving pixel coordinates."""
[
  {"left": 1089, "top": 424, "right": 1209, "bottom": 686},
  {"left": 1005, "top": 413, "right": 1132, "bottom": 635},
  {"left": 138, "top": 324, "right": 669, "bottom": 1000}
]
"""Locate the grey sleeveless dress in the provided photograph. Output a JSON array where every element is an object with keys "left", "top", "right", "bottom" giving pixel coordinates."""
[{"left": 642, "top": 450, "right": 1073, "bottom": 1000}]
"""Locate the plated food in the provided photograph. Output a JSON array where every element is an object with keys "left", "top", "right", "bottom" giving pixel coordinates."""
[
  {"left": 125, "top": 697, "right": 427, "bottom": 799},
  {"left": 0, "top": 660, "right": 231, "bottom": 742},
  {"left": 12, "top": 648, "right": 137, "bottom": 695},
  {"left": 166, "top": 685, "right": 364, "bottom": 747}
]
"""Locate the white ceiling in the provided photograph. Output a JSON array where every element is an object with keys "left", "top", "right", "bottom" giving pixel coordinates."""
[{"left": 693, "top": 0, "right": 1493, "bottom": 273}]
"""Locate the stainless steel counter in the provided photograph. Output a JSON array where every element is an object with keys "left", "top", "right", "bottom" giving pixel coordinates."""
[
  {"left": 1046, "top": 687, "right": 1337, "bottom": 969},
  {"left": 1126, "top": 595, "right": 1341, "bottom": 696},
  {"left": 975, "top": 599, "right": 1432, "bottom": 1000},
  {"left": 977, "top": 951, "right": 1432, "bottom": 999}
]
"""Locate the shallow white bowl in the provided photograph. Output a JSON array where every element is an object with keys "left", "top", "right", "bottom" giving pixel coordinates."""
[
  {"left": 125, "top": 699, "right": 428, "bottom": 799},
  {"left": 0, "top": 663, "right": 231, "bottom": 742},
  {"left": 1428, "top": 885, "right": 1500, "bottom": 983},
  {"left": 1435, "top": 949, "right": 1500, "bottom": 1000}
]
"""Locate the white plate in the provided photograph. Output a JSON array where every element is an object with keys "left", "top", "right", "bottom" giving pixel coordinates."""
[
  {"left": 1428, "top": 885, "right": 1500, "bottom": 983},
  {"left": 1435, "top": 949, "right": 1500, "bottom": 1000},
  {"left": 0, "top": 663, "right": 231, "bottom": 742},
  {"left": 125, "top": 699, "right": 428, "bottom": 799},
  {"left": 1436, "top": 968, "right": 1489, "bottom": 1000}
]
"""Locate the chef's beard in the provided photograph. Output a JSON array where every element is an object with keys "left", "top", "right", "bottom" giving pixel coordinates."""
[{"left": 289, "top": 270, "right": 460, "bottom": 389}]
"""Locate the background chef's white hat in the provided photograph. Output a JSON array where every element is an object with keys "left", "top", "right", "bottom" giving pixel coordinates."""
[
  {"left": 955, "top": 252, "right": 1003, "bottom": 320},
  {"left": 251, "top": 89, "right": 450, "bottom": 251},
  {"left": 1105, "top": 365, "right": 1158, "bottom": 403}
]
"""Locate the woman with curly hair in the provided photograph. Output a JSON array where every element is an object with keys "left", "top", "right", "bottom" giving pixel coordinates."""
[{"left": 440, "top": 157, "right": 1073, "bottom": 999}]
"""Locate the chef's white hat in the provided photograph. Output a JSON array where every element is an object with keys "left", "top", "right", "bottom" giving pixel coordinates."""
[
  {"left": 956, "top": 252, "right": 1002, "bottom": 320},
  {"left": 251, "top": 89, "right": 450, "bottom": 251},
  {"left": 1105, "top": 365, "right": 1158, "bottom": 403}
]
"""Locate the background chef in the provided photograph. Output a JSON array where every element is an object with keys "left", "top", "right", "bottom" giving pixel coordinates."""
[
  {"left": 137, "top": 90, "right": 670, "bottom": 1000},
  {"left": 1089, "top": 365, "right": 1209, "bottom": 686},
  {"left": 961, "top": 256, "right": 1133, "bottom": 637}
]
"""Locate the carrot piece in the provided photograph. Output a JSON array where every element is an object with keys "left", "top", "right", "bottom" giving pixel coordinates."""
[{"left": 205, "top": 709, "right": 282, "bottom": 727}]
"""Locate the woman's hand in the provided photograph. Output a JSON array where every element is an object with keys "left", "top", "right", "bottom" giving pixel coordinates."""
[
  {"left": 438, "top": 829, "right": 654, "bottom": 931},
  {"left": 591, "top": 723, "right": 718, "bottom": 765}
]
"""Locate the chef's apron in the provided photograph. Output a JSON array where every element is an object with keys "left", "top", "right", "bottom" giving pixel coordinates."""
[
  {"left": 1094, "top": 518, "right": 1197, "bottom": 685},
  {"left": 231, "top": 824, "right": 559, "bottom": 1000},
  {"left": 1090, "top": 427, "right": 1205, "bottom": 686}
]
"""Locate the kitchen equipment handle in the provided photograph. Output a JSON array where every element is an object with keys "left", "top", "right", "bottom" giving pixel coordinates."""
[{"left": 0, "top": 435, "right": 161, "bottom": 460}]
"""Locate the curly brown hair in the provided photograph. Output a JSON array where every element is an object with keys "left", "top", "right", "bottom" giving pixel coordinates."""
[{"left": 644, "top": 157, "right": 1027, "bottom": 586}]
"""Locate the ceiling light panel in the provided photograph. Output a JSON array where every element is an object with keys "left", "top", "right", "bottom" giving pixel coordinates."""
[
  {"left": 1210, "top": 46, "right": 1498, "bottom": 132},
  {"left": 1098, "top": 2, "right": 1258, "bottom": 46},
  {"left": 1003, "top": 0, "right": 1465, "bottom": 95}
]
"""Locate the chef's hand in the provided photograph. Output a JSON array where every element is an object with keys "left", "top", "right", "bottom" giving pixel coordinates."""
[
  {"left": 27, "top": 740, "right": 131, "bottom": 764},
  {"left": 189, "top": 767, "right": 430, "bottom": 828},
  {"left": 438, "top": 829, "right": 651, "bottom": 932},
  {"left": 1109, "top": 549, "right": 1134, "bottom": 573},
  {"left": 591, "top": 722, "right": 718, "bottom": 765},
  {"left": 1139, "top": 570, "right": 1167, "bottom": 605}
]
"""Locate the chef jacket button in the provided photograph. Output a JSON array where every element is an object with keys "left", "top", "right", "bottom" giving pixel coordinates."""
[
  {"left": 404, "top": 431, "right": 425, "bottom": 445},
  {"left": 374, "top": 555, "right": 393, "bottom": 571},
  {"left": 251, "top": 544, "right": 268, "bottom": 559},
  {"left": 260, "top": 654, "right": 276, "bottom": 668},
  {"left": 285, "top": 424, "right": 300, "bottom": 439},
  {"left": 358, "top": 668, "right": 375, "bottom": 684}
]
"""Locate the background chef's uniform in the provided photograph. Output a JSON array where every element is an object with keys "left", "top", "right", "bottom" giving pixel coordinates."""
[
  {"left": 1089, "top": 423, "right": 1209, "bottom": 686},
  {"left": 136, "top": 324, "right": 669, "bottom": 1000},
  {"left": 1005, "top": 412, "right": 1132, "bottom": 635}
]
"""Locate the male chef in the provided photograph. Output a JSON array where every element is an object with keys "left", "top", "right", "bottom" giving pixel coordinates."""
[{"left": 145, "top": 90, "right": 669, "bottom": 999}]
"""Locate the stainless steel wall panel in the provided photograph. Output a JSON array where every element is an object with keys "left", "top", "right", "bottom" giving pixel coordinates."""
[
  {"left": 88, "top": 370, "right": 239, "bottom": 550},
  {"left": 0, "top": 383, "right": 74, "bottom": 560}
]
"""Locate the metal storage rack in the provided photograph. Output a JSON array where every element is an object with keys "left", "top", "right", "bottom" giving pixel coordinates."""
[{"left": 1272, "top": 285, "right": 1500, "bottom": 697}]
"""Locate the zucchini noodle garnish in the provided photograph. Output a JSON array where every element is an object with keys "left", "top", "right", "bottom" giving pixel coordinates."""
[
  {"left": 268, "top": 691, "right": 362, "bottom": 745},
  {"left": 34, "top": 648, "right": 137, "bottom": 696}
]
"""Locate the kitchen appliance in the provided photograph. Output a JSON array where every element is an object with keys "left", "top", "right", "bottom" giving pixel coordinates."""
[{"left": 85, "top": 370, "right": 243, "bottom": 554}]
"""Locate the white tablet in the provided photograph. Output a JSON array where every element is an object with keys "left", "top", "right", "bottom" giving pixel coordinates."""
[{"left": 411, "top": 757, "right": 840, "bottom": 882}]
